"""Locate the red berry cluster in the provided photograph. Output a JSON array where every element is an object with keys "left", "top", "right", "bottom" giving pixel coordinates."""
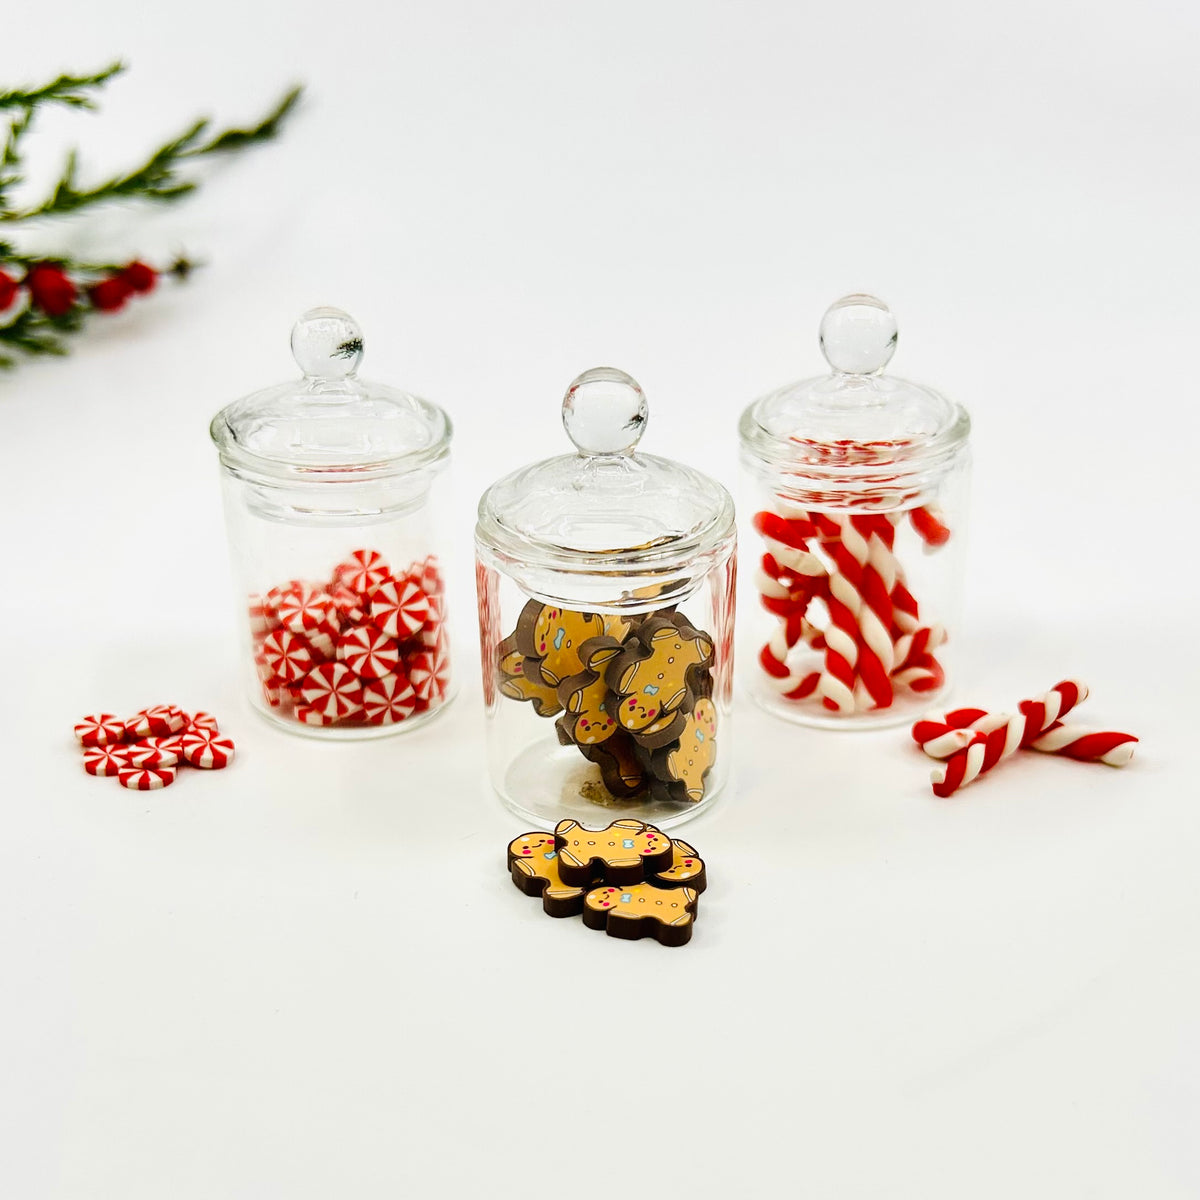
[
  {"left": 75, "top": 707, "right": 234, "bottom": 791},
  {"left": 0, "top": 259, "right": 157, "bottom": 318},
  {"left": 251, "top": 550, "right": 450, "bottom": 728}
]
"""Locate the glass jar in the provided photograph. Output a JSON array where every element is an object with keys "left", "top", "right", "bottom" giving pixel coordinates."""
[
  {"left": 209, "top": 307, "right": 454, "bottom": 737},
  {"left": 738, "top": 295, "right": 971, "bottom": 729},
  {"left": 475, "top": 367, "right": 737, "bottom": 830}
]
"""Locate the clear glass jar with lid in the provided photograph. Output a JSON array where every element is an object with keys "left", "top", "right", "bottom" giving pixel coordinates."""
[
  {"left": 739, "top": 295, "right": 971, "bottom": 728},
  {"left": 475, "top": 367, "right": 736, "bottom": 830},
  {"left": 209, "top": 307, "right": 454, "bottom": 736}
]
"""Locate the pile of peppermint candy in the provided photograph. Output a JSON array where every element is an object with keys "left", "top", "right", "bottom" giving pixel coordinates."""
[
  {"left": 250, "top": 549, "right": 450, "bottom": 727},
  {"left": 75, "top": 707, "right": 234, "bottom": 790}
]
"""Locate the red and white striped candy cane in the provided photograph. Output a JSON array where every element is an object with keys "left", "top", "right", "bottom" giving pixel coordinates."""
[
  {"left": 1027, "top": 722, "right": 1137, "bottom": 766},
  {"left": 924, "top": 680, "right": 1089, "bottom": 797}
]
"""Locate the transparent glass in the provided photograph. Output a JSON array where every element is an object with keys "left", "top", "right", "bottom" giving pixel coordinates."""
[
  {"left": 475, "top": 368, "right": 737, "bottom": 830},
  {"left": 739, "top": 296, "right": 971, "bottom": 729},
  {"left": 211, "top": 309, "right": 454, "bottom": 738}
]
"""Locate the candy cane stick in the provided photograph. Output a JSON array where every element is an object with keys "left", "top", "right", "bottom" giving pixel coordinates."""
[
  {"left": 1028, "top": 723, "right": 1138, "bottom": 766},
  {"left": 928, "top": 680, "right": 1089, "bottom": 797}
]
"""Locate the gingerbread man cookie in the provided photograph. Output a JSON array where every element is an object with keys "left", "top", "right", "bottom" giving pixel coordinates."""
[
  {"left": 604, "top": 614, "right": 715, "bottom": 748},
  {"left": 507, "top": 831, "right": 587, "bottom": 917},
  {"left": 497, "top": 634, "right": 562, "bottom": 717},
  {"left": 583, "top": 883, "right": 699, "bottom": 946},
  {"left": 514, "top": 600, "right": 605, "bottom": 688},
  {"left": 554, "top": 818, "right": 673, "bottom": 886},
  {"left": 647, "top": 697, "right": 718, "bottom": 804},
  {"left": 555, "top": 636, "right": 625, "bottom": 746}
]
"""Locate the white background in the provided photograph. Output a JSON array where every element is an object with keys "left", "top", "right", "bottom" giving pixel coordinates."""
[{"left": 2, "top": 2, "right": 1196, "bottom": 1196}]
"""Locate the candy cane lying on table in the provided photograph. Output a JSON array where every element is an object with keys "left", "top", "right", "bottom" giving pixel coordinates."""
[{"left": 922, "top": 680, "right": 1090, "bottom": 797}]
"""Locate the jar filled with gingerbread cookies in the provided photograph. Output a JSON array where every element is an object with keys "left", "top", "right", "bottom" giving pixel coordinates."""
[
  {"left": 739, "top": 295, "right": 971, "bottom": 728},
  {"left": 475, "top": 367, "right": 736, "bottom": 829},
  {"left": 210, "top": 307, "right": 454, "bottom": 737}
]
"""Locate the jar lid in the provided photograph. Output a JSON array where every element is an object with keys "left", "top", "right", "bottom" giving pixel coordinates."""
[
  {"left": 738, "top": 294, "right": 970, "bottom": 483},
  {"left": 476, "top": 367, "right": 735, "bottom": 573},
  {"left": 209, "top": 307, "right": 451, "bottom": 483}
]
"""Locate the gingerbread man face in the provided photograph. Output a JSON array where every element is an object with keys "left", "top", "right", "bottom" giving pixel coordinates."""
[
  {"left": 556, "top": 636, "right": 625, "bottom": 747},
  {"left": 661, "top": 698, "right": 718, "bottom": 803},
  {"left": 608, "top": 617, "right": 714, "bottom": 740},
  {"left": 507, "top": 832, "right": 559, "bottom": 876},
  {"left": 514, "top": 601, "right": 605, "bottom": 688}
]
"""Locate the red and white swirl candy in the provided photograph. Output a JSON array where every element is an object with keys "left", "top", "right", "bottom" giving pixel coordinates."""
[
  {"left": 75, "top": 713, "right": 126, "bottom": 747},
  {"left": 259, "top": 628, "right": 317, "bottom": 686},
  {"left": 333, "top": 549, "right": 392, "bottom": 596},
  {"left": 369, "top": 576, "right": 431, "bottom": 640},
  {"left": 362, "top": 671, "right": 418, "bottom": 724},
  {"left": 299, "top": 661, "right": 364, "bottom": 721},
  {"left": 180, "top": 729, "right": 236, "bottom": 769},
  {"left": 407, "top": 645, "right": 449, "bottom": 706},
  {"left": 117, "top": 764, "right": 177, "bottom": 791},
  {"left": 83, "top": 743, "right": 133, "bottom": 776},
  {"left": 338, "top": 626, "right": 402, "bottom": 681}
]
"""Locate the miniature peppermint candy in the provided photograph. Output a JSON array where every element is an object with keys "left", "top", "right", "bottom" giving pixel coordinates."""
[
  {"left": 180, "top": 729, "right": 236, "bottom": 769},
  {"left": 117, "top": 764, "right": 177, "bottom": 791},
  {"left": 299, "top": 661, "right": 364, "bottom": 722},
  {"left": 189, "top": 712, "right": 220, "bottom": 733},
  {"left": 361, "top": 672, "right": 418, "bottom": 724},
  {"left": 276, "top": 584, "right": 340, "bottom": 637},
  {"left": 369, "top": 577, "right": 430, "bottom": 640},
  {"left": 407, "top": 645, "right": 450, "bottom": 706},
  {"left": 125, "top": 741, "right": 181, "bottom": 769},
  {"left": 332, "top": 548, "right": 392, "bottom": 596},
  {"left": 74, "top": 713, "right": 126, "bottom": 747},
  {"left": 338, "top": 626, "right": 402, "bottom": 681},
  {"left": 125, "top": 705, "right": 188, "bottom": 739},
  {"left": 259, "top": 628, "right": 317, "bottom": 686},
  {"left": 247, "top": 594, "right": 280, "bottom": 637},
  {"left": 83, "top": 743, "right": 133, "bottom": 777}
]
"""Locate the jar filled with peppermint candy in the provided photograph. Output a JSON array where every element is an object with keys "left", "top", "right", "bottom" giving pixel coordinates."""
[
  {"left": 738, "top": 295, "right": 971, "bottom": 728},
  {"left": 475, "top": 367, "right": 736, "bottom": 830},
  {"left": 209, "top": 307, "right": 453, "bottom": 737}
]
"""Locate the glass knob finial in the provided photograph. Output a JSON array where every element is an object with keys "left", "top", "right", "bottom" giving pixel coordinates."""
[
  {"left": 291, "top": 307, "right": 364, "bottom": 380},
  {"left": 819, "top": 294, "right": 898, "bottom": 375},
  {"left": 562, "top": 367, "right": 648, "bottom": 456}
]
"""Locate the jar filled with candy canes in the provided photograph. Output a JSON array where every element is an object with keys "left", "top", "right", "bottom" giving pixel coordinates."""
[
  {"left": 475, "top": 367, "right": 736, "bottom": 830},
  {"left": 738, "top": 295, "right": 971, "bottom": 728},
  {"left": 209, "top": 307, "right": 454, "bottom": 737}
]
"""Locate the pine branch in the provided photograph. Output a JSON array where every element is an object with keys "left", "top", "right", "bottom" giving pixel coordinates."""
[
  {"left": 0, "top": 63, "right": 124, "bottom": 211},
  {"left": 0, "top": 85, "right": 301, "bottom": 223},
  {"left": 182, "top": 85, "right": 302, "bottom": 157},
  {"left": 0, "top": 62, "right": 124, "bottom": 113}
]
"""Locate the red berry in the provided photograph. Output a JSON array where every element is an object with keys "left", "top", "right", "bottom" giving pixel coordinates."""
[
  {"left": 87, "top": 275, "right": 134, "bottom": 312},
  {"left": 25, "top": 264, "right": 77, "bottom": 317},
  {"left": 0, "top": 270, "right": 18, "bottom": 310},
  {"left": 121, "top": 260, "right": 157, "bottom": 294}
]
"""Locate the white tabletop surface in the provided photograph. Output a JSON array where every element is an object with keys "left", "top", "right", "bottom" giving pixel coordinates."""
[{"left": 3, "top": 2, "right": 1196, "bottom": 1196}]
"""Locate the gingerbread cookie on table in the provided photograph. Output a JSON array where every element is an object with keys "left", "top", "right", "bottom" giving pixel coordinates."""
[
  {"left": 604, "top": 614, "right": 715, "bottom": 748},
  {"left": 645, "top": 697, "right": 718, "bottom": 804},
  {"left": 583, "top": 883, "right": 699, "bottom": 947},
  {"left": 506, "top": 831, "right": 587, "bottom": 917},
  {"left": 554, "top": 818, "right": 672, "bottom": 886},
  {"left": 513, "top": 600, "right": 605, "bottom": 688},
  {"left": 497, "top": 634, "right": 562, "bottom": 717}
]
